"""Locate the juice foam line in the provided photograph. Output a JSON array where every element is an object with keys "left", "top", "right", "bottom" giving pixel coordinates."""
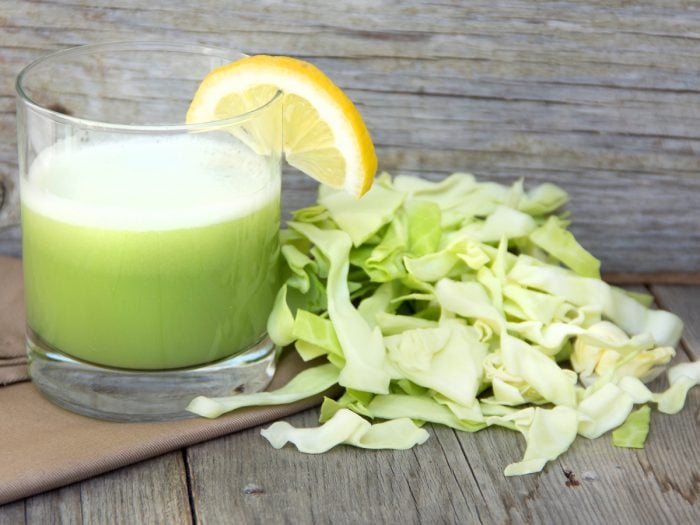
[{"left": 22, "top": 135, "right": 279, "bottom": 230}]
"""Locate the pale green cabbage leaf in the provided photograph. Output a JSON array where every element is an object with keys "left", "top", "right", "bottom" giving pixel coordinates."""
[
  {"left": 290, "top": 222, "right": 391, "bottom": 394},
  {"left": 488, "top": 406, "right": 579, "bottom": 476},
  {"left": 187, "top": 363, "right": 339, "bottom": 419},
  {"left": 530, "top": 216, "right": 601, "bottom": 278},
  {"left": 319, "top": 177, "right": 404, "bottom": 246},
  {"left": 509, "top": 256, "right": 683, "bottom": 347},
  {"left": 612, "top": 405, "right": 651, "bottom": 449},
  {"left": 261, "top": 408, "right": 429, "bottom": 453},
  {"left": 365, "top": 394, "right": 485, "bottom": 432}
]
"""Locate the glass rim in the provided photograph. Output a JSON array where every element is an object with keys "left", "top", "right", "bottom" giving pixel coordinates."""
[{"left": 15, "top": 41, "right": 283, "bottom": 134}]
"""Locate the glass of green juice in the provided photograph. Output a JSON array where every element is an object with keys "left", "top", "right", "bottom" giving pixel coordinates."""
[{"left": 16, "top": 42, "right": 283, "bottom": 421}]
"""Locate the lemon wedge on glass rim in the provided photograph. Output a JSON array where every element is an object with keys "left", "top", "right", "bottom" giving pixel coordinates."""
[{"left": 186, "top": 55, "right": 377, "bottom": 197}]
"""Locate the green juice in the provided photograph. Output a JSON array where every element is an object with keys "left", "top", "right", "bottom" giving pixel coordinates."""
[{"left": 21, "top": 136, "right": 280, "bottom": 370}]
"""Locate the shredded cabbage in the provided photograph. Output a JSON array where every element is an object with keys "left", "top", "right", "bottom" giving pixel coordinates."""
[
  {"left": 487, "top": 406, "right": 578, "bottom": 476},
  {"left": 187, "top": 363, "right": 340, "bottom": 419},
  {"left": 188, "top": 172, "right": 693, "bottom": 474},
  {"left": 612, "top": 405, "right": 651, "bottom": 449},
  {"left": 261, "top": 408, "right": 429, "bottom": 453}
]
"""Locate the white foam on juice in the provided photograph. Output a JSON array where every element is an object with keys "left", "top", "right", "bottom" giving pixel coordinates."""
[{"left": 21, "top": 134, "right": 279, "bottom": 230}]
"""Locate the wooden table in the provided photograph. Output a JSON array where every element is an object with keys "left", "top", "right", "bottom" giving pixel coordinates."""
[
  {"left": 0, "top": 286, "right": 698, "bottom": 524},
  {"left": 1, "top": 1, "right": 699, "bottom": 523}
]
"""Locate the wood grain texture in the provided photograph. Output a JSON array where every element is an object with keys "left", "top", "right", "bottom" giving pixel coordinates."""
[
  {"left": 605, "top": 273, "right": 700, "bottom": 286},
  {"left": 651, "top": 285, "right": 700, "bottom": 360},
  {"left": 183, "top": 386, "right": 700, "bottom": 525},
  {"left": 0, "top": 226, "right": 19, "bottom": 258},
  {"left": 0, "top": 287, "right": 697, "bottom": 523},
  {"left": 0, "top": 0, "right": 700, "bottom": 271},
  {"left": 450, "top": 396, "right": 699, "bottom": 525},
  {"left": 185, "top": 409, "right": 485, "bottom": 525},
  {"left": 0, "top": 500, "right": 24, "bottom": 525},
  {"left": 74, "top": 453, "right": 191, "bottom": 525},
  {"left": 25, "top": 486, "right": 82, "bottom": 524},
  {"left": 0, "top": 453, "right": 193, "bottom": 525}
]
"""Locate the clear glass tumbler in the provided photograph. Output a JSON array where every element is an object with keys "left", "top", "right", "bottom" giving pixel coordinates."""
[{"left": 16, "top": 42, "right": 283, "bottom": 421}]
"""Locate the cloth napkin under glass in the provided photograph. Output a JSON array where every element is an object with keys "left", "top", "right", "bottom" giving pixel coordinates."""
[{"left": 0, "top": 255, "right": 327, "bottom": 505}]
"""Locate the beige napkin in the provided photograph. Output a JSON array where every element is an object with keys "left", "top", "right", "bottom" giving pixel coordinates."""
[
  {"left": 0, "top": 257, "right": 27, "bottom": 386},
  {"left": 0, "top": 256, "right": 332, "bottom": 505}
]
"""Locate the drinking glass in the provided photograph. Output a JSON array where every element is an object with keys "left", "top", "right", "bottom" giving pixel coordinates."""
[{"left": 15, "top": 42, "right": 283, "bottom": 421}]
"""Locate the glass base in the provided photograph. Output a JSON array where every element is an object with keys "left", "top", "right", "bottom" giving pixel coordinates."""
[{"left": 27, "top": 332, "right": 277, "bottom": 422}]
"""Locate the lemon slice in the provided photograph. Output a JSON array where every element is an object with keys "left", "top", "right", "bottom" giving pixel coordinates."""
[{"left": 187, "top": 55, "right": 377, "bottom": 196}]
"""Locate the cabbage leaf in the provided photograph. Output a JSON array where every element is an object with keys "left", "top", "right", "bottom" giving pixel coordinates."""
[
  {"left": 261, "top": 408, "right": 429, "bottom": 453},
  {"left": 187, "top": 363, "right": 340, "bottom": 419},
  {"left": 612, "top": 405, "right": 651, "bottom": 449}
]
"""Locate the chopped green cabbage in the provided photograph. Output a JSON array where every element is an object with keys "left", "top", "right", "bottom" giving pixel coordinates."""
[
  {"left": 261, "top": 408, "right": 429, "bottom": 453},
  {"left": 612, "top": 405, "right": 651, "bottom": 449},
  {"left": 488, "top": 406, "right": 578, "bottom": 476},
  {"left": 288, "top": 222, "right": 391, "bottom": 394},
  {"left": 187, "top": 363, "right": 340, "bottom": 419},
  {"left": 530, "top": 216, "right": 601, "bottom": 279},
  {"left": 188, "top": 172, "right": 693, "bottom": 475},
  {"left": 577, "top": 383, "right": 634, "bottom": 439}
]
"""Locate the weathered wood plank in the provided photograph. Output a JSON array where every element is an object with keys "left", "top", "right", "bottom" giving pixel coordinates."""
[
  {"left": 0, "top": 500, "right": 24, "bottom": 525},
  {"left": 651, "top": 285, "right": 700, "bottom": 360},
  {"left": 185, "top": 385, "right": 700, "bottom": 524},
  {"left": 0, "top": 453, "right": 192, "bottom": 525},
  {"left": 1, "top": 1, "right": 700, "bottom": 271},
  {"left": 73, "top": 452, "right": 192, "bottom": 525},
  {"left": 449, "top": 412, "right": 700, "bottom": 525},
  {"left": 0, "top": 226, "right": 19, "bottom": 257},
  {"left": 604, "top": 273, "right": 700, "bottom": 286},
  {"left": 25, "top": 486, "right": 82, "bottom": 524},
  {"left": 0, "top": 299, "right": 696, "bottom": 524},
  {"left": 186, "top": 409, "right": 487, "bottom": 524},
  {"left": 448, "top": 361, "right": 699, "bottom": 524}
]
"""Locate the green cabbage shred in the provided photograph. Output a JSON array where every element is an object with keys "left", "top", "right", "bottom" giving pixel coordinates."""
[
  {"left": 187, "top": 172, "right": 697, "bottom": 475},
  {"left": 612, "top": 405, "right": 651, "bottom": 449}
]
